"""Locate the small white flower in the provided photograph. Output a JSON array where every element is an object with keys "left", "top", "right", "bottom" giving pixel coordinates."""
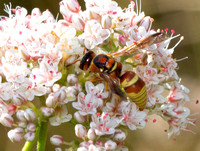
[
  {"left": 72, "top": 92, "right": 102, "bottom": 116},
  {"left": 78, "top": 20, "right": 110, "bottom": 49},
  {"left": 49, "top": 105, "right": 72, "bottom": 126},
  {"left": 121, "top": 102, "right": 146, "bottom": 130},
  {"left": 90, "top": 112, "right": 119, "bottom": 136},
  {"left": 85, "top": 81, "right": 109, "bottom": 100}
]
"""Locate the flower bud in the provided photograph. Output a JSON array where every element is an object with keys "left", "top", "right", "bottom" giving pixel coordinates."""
[
  {"left": 104, "top": 140, "right": 117, "bottom": 151},
  {"left": 77, "top": 147, "right": 88, "bottom": 151},
  {"left": 72, "top": 15, "right": 85, "bottom": 31},
  {"left": 87, "top": 129, "right": 96, "bottom": 140},
  {"left": 50, "top": 135, "right": 64, "bottom": 146},
  {"left": 27, "top": 123, "right": 36, "bottom": 132},
  {"left": 74, "top": 111, "right": 86, "bottom": 123},
  {"left": 54, "top": 89, "right": 66, "bottom": 103},
  {"left": 24, "top": 132, "right": 35, "bottom": 141},
  {"left": 113, "top": 130, "right": 126, "bottom": 142},
  {"left": 0, "top": 113, "right": 14, "bottom": 127},
  {"left": 75, "top": 124, "right": 87, "bottom": 138},
  {"left": 24, "top": 109, "right": 36, "bottom": 122},
  {"left": 55, "top": 148, "right": 62, "bottom": 151},
  {"left": 15, "top": 8, "right": 28, "bottom": 17},
  {"left": 8, "top": 128, "right": 23, "bottom": 143},
  {"left": 139, "top": 16, "right": 153, "bottom": 32},
  {"left": 18, "top": 121, "right": 27, "bottom": 128},
  {"left": 16, "top": 110, "right": 26, "bottom": 121},
  {"left": 101, "top": 14, "right": 112, "bottom": 29},
  {"left": 46, "top": 93, "right": 56, "bottom": 107},
  {"left": 60, "top": 4, "right": 73, "bottom": 22},
  {"left": 41, "top": 107, "right": 54, "bottom": 117},
  {"left": 86, "top": 10, "right": 100, "bottom": 20},
  {"left": 65, "top": 0, "right": 80, "bottom": 13},
  {"left": 31, "top": 8, "right": 41, "bottom": 17},
  {"left": 53, "top": 84, "right": 61, "bottom": 92},
  {"left": 67, "top": 74, "right": 78, "bottom": 86},
  {"left": 41, "top": 10, "right": 55, "bottom": 23}
]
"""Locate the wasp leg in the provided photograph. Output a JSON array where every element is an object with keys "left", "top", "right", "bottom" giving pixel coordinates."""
[
  {"left": 89, "top": 77, "right": 103, "bottom": 82},
  {"left": 111, "top": 95, "right": 120, "bottom": 117},
  {"left": 65, "top": 58, "right": 80, "bottom": 67}
]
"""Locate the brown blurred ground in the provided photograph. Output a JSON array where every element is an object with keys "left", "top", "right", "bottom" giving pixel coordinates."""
[{"left": 0, "top": 0, "right": 200, "bottom": 150}]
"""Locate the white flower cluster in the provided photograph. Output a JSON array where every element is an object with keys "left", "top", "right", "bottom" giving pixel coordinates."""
[{"left": 0, "top": 0, "right": 197, "bottom": 150}]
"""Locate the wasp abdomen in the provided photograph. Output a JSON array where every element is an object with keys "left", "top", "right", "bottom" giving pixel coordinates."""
[{"left": 120, "top": 71, "right": 147, "bottom": 110}]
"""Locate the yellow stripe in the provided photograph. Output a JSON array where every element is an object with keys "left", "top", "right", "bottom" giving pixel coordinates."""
[
  {"left": 121, "top": 75, "right": 138, "bottom": 87},
  {"left": 127, "top": 86, "right": 146, "bottom": 98},
  {"left": 132, "top": 93, "right": 147, "bottom": 103},
  {"left": 110, "top": 62, "right": 118, "bottom": 72},
  {"left": 134, "top": 97, "right": 147, "bottom": 109}
]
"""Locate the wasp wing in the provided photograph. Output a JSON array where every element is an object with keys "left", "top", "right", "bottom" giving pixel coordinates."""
[
  {"left": 112, "top": 32, "right": 168, "bottom": 58},
  {"left": 99, "top": 72, "right": 127, "bottom": 100}
]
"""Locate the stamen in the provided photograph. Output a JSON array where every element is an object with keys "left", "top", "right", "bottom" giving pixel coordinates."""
[
  {"left": 153, "top": 119, "right": 157, "bottom": 123},
  {"left": 124, "top": 116, "right": 127, "bottom": 120},
  {"left": 139, "top": 0, "right": 142, "bottom": 14},
  {"left": 176, "top": 56, "right": 188, "bottom": 62},
  {"left": 96, "top": 112, "right": 100, "bottom": 117},
  {"left": 172, "top": 36, "right": 184, "bottom": 50},
  {"left": 135, "top": 0, "right": 138, "bottom": 15}
]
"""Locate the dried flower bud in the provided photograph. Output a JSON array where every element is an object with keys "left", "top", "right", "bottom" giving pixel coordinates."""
[
  {"left": 102, "top": 14, "right": 112, "bottom": 29},
  {"left": 113, "top": 130, "right": 126, "bottom": 142},
  {"left": 0, "top": 113, "right": 14, "bottom": 127},
  {"left": 53, "top": 84, "right": 61, "bottom": 92},
  {"left": 27, "top": 123, "right": 36, "bottom": 132},
  {"left": 87, "top": 129, "right": 96, "bottom": 141},
  {"left": 24, "top": 109, "right": 36, "bottom": 122},
  {"left": 74, "top": 111, "right": 86, "bottom": 123},
  {"left": 67, "top": 74, "right": 79, "bottom": 86},
  {"left": 50, "top": 135, "right": 64, "bottom": 146},
  {"left": 8, "top": 128, "right": 23, "bottom": 143},
  {"left": 16, "top": 110, "right": 26, "bottom": 121},
  {"left": 46, "top": 93, "right": 56, "bottom": 107},
  {"left": 75, "top": 124, "right": 87, "bottom": 138},
  {"left": 7, "top": 104, "right": 17, "bottom": 115},
  {"left": 104, "top": 140, "right": 117, "bottom": 150},
  {"left": 41, "top": 107, "right": 54, "bottom": 117},
  {"left": 24, "top": 132, "right": 35, "bottom": 141}
]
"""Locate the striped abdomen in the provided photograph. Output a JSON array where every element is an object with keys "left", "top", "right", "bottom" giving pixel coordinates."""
[{"left": 120, "top": 71, "right": 147, "bottom": 110}]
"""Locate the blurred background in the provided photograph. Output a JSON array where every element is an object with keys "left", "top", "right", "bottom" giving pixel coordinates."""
[{"left": 0, "top": 0, "right": 200, "bottom": 150}]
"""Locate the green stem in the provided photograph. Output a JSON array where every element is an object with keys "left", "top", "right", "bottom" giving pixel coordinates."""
[
  {"left": 37, "top": 120, "right": 49, "bottom": 151},
  {"left": 22, "top": 125, "right": 40, "bottom": 151}
]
